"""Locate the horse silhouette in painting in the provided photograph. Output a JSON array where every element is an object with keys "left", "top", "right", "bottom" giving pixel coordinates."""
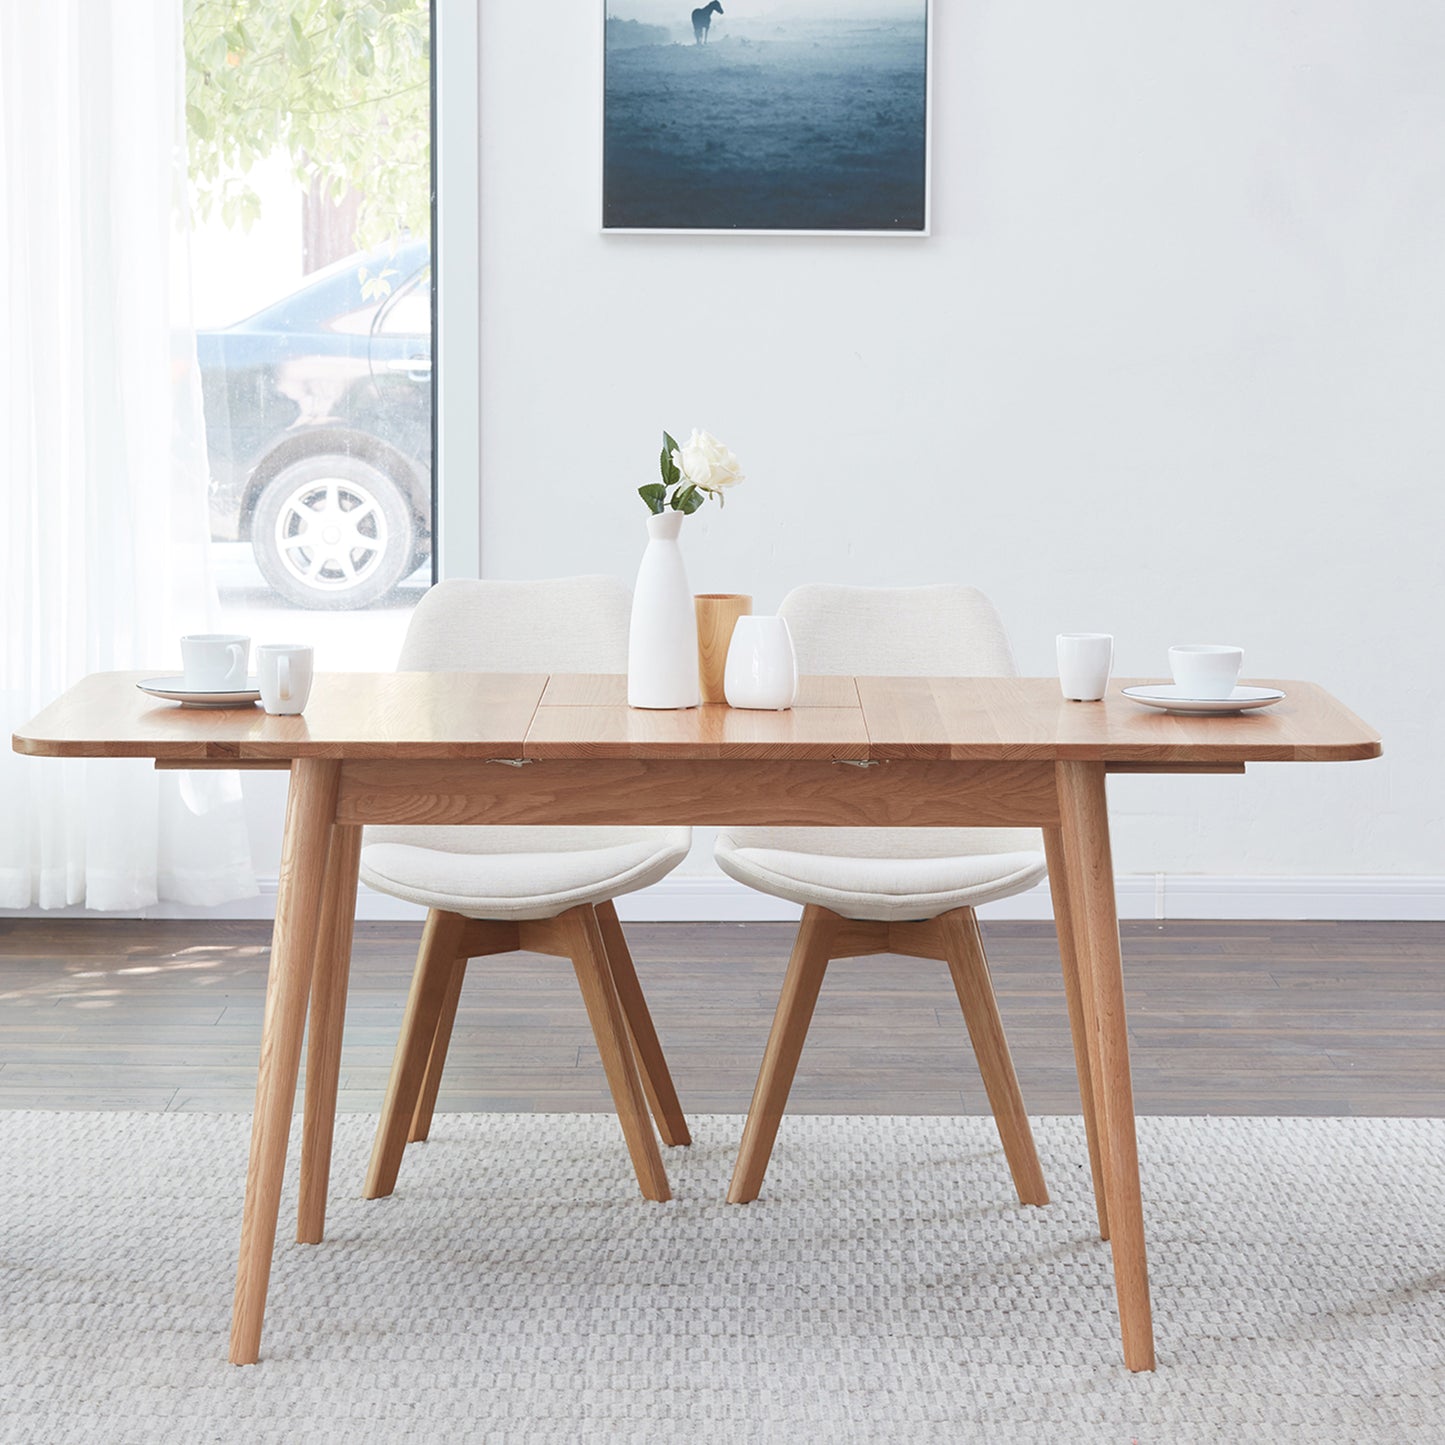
[{"left": 692, "top": 2, "right": 723, "bottom": 44}]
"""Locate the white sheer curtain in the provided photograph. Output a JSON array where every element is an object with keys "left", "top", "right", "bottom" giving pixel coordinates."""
[{"left": 0, "top": 3, "right": 256, "bottom": 910}]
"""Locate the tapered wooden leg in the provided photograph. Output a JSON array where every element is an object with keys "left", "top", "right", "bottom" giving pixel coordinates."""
[
  {"left": 728, "top": 905, "right": 837, "bottom": 1204},
  {"left": 297, "top": 824, "right": 363, "bottom": 1245},
  {"left": 939, "top": 908, "right": 1049, "bottom": 1207},
  {"left": 595, "top": 899, "right": 691, "bottom": 1147},
  {"left": 229, "top": 759, "right": 340, "bottom": 1366},
  {"left": 558, "top": 905, "right": 671, "bottom": 1201},
  {"left": 364, "top": 909, "right": 469, "bottom": 1200},
  {"left": 408, "top": 956, "right": 466, "bottom": 1142},
  {"left": 1056, "top": 761, "right": 1155, "bottom": 1372},
  {"left": 1043, "top": 826, "right": 1110, "bottom": 1240}
]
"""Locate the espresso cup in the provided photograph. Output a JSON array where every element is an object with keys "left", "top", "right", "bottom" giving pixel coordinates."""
[
  {"left": 181, "top": 633, "right": 249, "bottom": 690},
  {"left": 257, "top": 644, "right": 314, "bottom": 716},
  {"left": 1057, "top": 633, "right": 1114, "bottom": 702},
  {"left": 1169, "top": 644, "right": 1243, "bottom": 700}
]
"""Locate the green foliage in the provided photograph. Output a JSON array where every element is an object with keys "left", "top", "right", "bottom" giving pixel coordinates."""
[
  {"left": 184, "top": 0, "right": 429, "bottom": 250},
  {"left": 659, "top": 432, "right": 681, "bottom": 489},
  {"left": 641, "top": 430, "right": 717, "bottom": 515}
]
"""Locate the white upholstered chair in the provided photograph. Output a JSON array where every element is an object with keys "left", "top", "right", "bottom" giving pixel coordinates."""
[
  {"left": 362, "top": 577, "right": 691, "bottom": 1204},
  {"left": 717, "top": 584, "right": 1050, "bottom": 1207}
]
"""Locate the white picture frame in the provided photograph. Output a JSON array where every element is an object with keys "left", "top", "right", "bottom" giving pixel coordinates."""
[{"left": 600, "top": 1, "right": 933, "bottom": 237}]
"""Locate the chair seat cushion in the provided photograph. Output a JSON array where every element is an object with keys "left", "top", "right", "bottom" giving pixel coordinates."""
[
  {"left": 715, "top": 827, "right": 1047, "bottom": 923},
  {"left": 359, "top": 826, "right": 691, "bottom": 921}
]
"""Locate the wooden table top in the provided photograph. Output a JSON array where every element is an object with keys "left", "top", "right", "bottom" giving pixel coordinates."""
[{"left": 12, "top": 671, "right": 1382, "bottom": 766}]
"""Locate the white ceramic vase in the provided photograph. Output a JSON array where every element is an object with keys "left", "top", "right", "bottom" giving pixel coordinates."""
[
  {"left": 724, "top": 615, "right": 798, "bottom": 711},
  {"left": 627, "top": 510, "right": 700, "bottom": 709}
]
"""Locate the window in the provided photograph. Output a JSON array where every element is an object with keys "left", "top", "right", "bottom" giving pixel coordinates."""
[{"left": 184, "top": 0, "right": 438, "bottom": 663}]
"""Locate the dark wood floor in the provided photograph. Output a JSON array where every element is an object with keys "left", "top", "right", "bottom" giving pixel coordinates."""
[{"left": 0, "top": 919, "right": 1440, "bottom": 1116}]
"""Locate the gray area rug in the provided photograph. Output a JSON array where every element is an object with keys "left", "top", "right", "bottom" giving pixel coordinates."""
[{"left": 1, "top": 1112, "right": 1442, "bottom": 1444}]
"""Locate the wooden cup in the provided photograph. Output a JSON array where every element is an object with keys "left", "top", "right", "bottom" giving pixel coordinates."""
[{"left": 694, "top": 594, "right": 752, "bottom": 704}]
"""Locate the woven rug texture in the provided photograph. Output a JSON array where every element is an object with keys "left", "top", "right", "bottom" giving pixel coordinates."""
[{"left": 1, "top": 1112, "right": 1442, "bottom": 1444}]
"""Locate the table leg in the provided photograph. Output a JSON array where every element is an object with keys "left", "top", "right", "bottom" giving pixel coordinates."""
[
  {"left": 1055, "top": 761, "right": 1155, "bottom": 1373},
  {"left": 1042, "top": 826, "right": 1109, "bottom": 1241},
  {"left": 229, "top": 759, "right": 340, "bottom": 1366},
  {"left": 297, "top": 823, "right": 363, "bottom": 1245}
]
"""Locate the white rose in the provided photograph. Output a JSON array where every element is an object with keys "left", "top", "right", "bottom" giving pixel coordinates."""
[{"left": 672, "top": 429, "right": 745, "bottom": 496}]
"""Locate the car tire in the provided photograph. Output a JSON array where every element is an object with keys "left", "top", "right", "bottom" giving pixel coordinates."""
[{"left": 251, "top": 454, "right": 416, "bottom": 611}]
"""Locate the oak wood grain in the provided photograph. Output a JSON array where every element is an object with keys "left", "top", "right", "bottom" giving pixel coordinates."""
[
  {"left": 334, "top": 758, "right": 1063, "bottom": 828},
  {"left": 853, "top": 677, "right": 1381, "bottom": 764},
  {"left": 1056, "top": 760, "right": 1154, "bottom": 1372},
  {"left": 229, "top": 758, "right": 339, "bottom": 1366},
  {"left": 539, "top": 673, "right": 858, "bottom": 709},
  {"left": 728, "top": 906, "right": 837, "bottom": 1204},
  {"left": 13, "top": 672, "right": 547, "bottom": 761},
  {"left": 296, "top": 824, "right": 362, "bottom": 1245},
  {"left": 694, "top": 595, "right": 752, "bottom": 704},
  {"left": 939, "top": 909, "right": 1049, "bottom": 1208},
  {"left": 15, "top": 672, "right": 1381, "bottom": 768}
]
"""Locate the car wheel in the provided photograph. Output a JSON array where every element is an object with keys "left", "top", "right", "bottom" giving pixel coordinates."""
[{"left": 251, "top": 454, "right": 416, "bottom": 610}]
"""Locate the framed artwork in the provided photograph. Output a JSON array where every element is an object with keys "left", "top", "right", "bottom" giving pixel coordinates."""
[{"left": 602, "top": 1, "right": 932, "bottom": 236}]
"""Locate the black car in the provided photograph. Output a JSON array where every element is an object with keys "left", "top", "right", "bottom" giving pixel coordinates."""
[{"left": 198, "top": 240, "right": 432, "bottom": 609}]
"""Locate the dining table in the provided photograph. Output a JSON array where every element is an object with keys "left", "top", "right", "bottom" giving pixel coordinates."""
[{"left": 11, "top": 669, "right": 1382, "bottom": 1371}]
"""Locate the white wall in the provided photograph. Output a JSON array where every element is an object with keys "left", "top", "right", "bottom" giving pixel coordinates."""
[
  {"left": 468, "top": 0, "right": 1444, "bottom": 901},
  {"left": 80, "top": 0, "right": 1443, "bottom": 923}
]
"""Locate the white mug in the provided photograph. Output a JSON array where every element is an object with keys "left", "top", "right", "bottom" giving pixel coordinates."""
[
  {"left": 181, "top": 633, "right": 249, "bottom": 690},
  {"left": 1169, "top": 644, "right": 1242, "bottom": 700},
  {"left": 1057, "top": 633, "right": 1113, "bottom": 702},
  {"left": 257, "top": 644, "right": 315, "bottom": 716},
  {"left": 724, "top": 616, "right": 798, "bottom": 711}
]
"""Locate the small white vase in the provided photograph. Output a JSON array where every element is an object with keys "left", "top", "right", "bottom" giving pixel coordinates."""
[
  {"left": 628, "top": 510, "right": 700, "bottom": 709},
  {"left": 724, "top": 615, "right": 798, "bottom": 710}
]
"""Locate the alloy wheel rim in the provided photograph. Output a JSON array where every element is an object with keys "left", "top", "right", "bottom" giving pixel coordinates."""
[{"left": 272, "top": 477, "right": 389, "bottom": 592}]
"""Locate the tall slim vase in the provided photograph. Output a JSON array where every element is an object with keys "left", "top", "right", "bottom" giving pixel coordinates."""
[{"left": 628, "top": 511, "right": 700, "bottom": 709}]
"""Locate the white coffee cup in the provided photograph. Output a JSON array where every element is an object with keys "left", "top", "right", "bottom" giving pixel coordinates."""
[
  {"left": 724, "top": 616, "right": 798, "bottom": 710},
  {"left": 1169, "top": 644, "right": 1243, "bottom": 700},
  {"left": 257, "top": 644, "right": 315, "bottom": 716},
  {"left": 181, "top": 633, "right": 249, "bottom": 690},
  {"left": 1057, "top": 633, "right": 1114, "bottom": 702}
]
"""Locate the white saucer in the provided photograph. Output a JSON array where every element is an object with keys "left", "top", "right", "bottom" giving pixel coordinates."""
[
  {"left": 138, "top": 676, "right": 262, "bottom": 709},
  {"left": 1121, "top": 685, "right": 1285, "bottom": 715}
]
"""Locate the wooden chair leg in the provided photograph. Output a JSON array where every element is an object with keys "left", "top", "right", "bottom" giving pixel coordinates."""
[
  {"left": 409, "top": 956, "right": 467, "bottom": 1143},
  {"left": 559, "top": 904, "right": 671, "bottom": 1201},
  {"left": 939, "top": 908, "right": 1049, "bottom": 1207},
  {"left": 364, "top": 909, "right": 469, "bottom": 1200},
  {"left": 727, "top": 905, "right": 837, "bottom": 1204},
  {"left": 1044, "top": 826, "right": 1109, "bottom": 1239},
  {"left": 595, "top": 899, "right": 691, "bottom": 1147}
]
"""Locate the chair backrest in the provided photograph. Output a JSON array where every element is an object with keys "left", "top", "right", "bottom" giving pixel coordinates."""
[
  {"left": 724, "top": 585, "right": 1038, "bottom": 861},
  {"left": 397, "top": 576, "right": 631, "bottom": 673},
  {"left": 777, "top": 584, "right": 1018, "bottom": 677},
  {"left": 372, "top": 576, "right": 677, "bottom": 855}
]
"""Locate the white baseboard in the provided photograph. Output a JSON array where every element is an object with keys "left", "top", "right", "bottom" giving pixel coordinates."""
[
  {"left": 616, "top": 873, "right": 1445, "bottom": 923},
  {"left": 8, "top": 873, "right": 1442, "bottom": 923}
]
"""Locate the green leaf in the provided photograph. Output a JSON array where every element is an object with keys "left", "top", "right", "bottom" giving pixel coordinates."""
[
  {"left": 671, "top": 484, "right": 704, "bottom": 515},
  {"left": 638, "top": 483, "right": 667, "bottom": 515},
  {"left": 658, "top": 433, "right": 680, "bottom": 488},
  {"left": 284, "top": 18, "right": 313, "bottom": 68}
]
